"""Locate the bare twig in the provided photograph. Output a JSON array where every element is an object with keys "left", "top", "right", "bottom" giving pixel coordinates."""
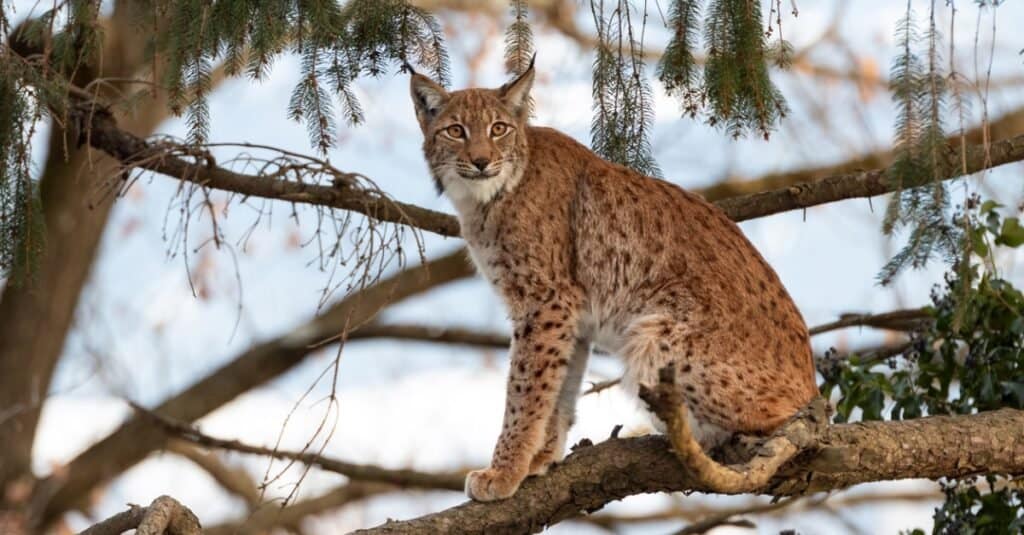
[
  {"left": 808, "top": 308, "right": 930, "bottom": 336},
  {"left": 135, "top": 403, "right": 466, "bottom": 491},
  {"left": 582, "top": 378, "right": 621, "bottom": 396},
  {"left": 350, "top": 323, "right": 510, "bottom": 349},
  {"left": 581, "top": 490, "right": 940, "bottom": 529},
  {"left": 204, "top": 482, "right": 395, "bottom": 535},
  {"left": 165, "top": 440, "right": 261, "bottom": 510},
  {"left": 816, "top": 341, "right": 914, "bottom": 378},
  {"left": 700, "top": 107, "right": 1024, "bottom": 202},
  {"left": 671, "top": 496, "right": 802, "bottom": 535}
]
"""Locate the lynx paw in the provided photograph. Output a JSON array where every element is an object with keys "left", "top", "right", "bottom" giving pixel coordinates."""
[
  {"left": 527, "top": 449, "right": 559, "bottom": 476},
  {"left": 465, "top": 468, "right": 522, "bottom": 501}
]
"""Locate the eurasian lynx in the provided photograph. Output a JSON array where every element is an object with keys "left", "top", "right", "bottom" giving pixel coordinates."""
[{"left": 409, "top": 59, "right": 819, "bottom": 501}]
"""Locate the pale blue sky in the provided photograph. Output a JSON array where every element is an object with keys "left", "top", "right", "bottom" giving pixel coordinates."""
[{"left": 10, "top": 1, "right": 1024, "bottom": 532}]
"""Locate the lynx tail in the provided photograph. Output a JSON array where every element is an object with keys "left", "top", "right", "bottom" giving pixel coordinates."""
[{"left": 638, "top": 364, "right": 827, "bottom": 493}]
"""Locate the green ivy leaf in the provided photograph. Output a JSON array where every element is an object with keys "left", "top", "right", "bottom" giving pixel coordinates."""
[{"left": 996, "top": 217, "right": 1024, "bottom": 248}]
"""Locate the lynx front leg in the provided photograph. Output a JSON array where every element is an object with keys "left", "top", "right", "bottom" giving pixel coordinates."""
[
  {"left": 528, "top": 338, "right": 590, "bottom": 476},
  {"left": 466, "top": 300, "right": 580, "bottom": 501}
]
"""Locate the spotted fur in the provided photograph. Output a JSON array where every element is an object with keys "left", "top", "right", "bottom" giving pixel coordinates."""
[{"left": 410, "top": 62, "right": 819, "bottom": 501}]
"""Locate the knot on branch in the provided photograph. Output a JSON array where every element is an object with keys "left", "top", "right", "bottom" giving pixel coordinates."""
[{"left": 79, "top": 495, "right": 201, "bottom": 535}]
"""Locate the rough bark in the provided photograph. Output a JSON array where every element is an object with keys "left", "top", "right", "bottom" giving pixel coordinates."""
[
  {"left": 35, "top": 248, "right": 474, "bottom": 525},
  {"left": 355, "top": 408, "right": 1024, "bottom": 535}
]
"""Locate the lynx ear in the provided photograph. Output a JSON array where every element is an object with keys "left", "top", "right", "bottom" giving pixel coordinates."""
[
  {"left": 498, "top": 54, "right": 535, "bottom": 120},
  {"left": 410, "top": 73, "right": 449, "bottom": 130}
]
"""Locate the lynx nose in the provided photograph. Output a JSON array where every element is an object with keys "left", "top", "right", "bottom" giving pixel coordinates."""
[{"left": 472, "top": 158, "right": 490, "bottom": 171}]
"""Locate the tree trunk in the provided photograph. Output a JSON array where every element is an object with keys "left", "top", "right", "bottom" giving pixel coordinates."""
[{"left": 0, "top": 1, "right": 170, "bottom": 508}]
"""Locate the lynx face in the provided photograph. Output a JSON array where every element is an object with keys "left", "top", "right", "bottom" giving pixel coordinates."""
[{"left": 410, "top": 64, "right": 534, "bottom": 207}]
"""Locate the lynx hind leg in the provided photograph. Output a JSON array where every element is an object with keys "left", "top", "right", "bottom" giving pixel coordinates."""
[
  {"left": 620, "top": 314, "right": 730, "bottom": 449},
  {"left": 638, "top": 363, "right": 825, "bottom": 494},
  {"left": 623, "top": 314, "right": 821, "bottom": 493},
  {"left": 528, "top": 339, "right": 590, "bottom": 475}
]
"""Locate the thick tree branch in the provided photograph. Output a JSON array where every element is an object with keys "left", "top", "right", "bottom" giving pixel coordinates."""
[
  {"left": 77, "top": 101, "right": 1024, "bottom": 237},
  {"left": 36, "top": 249, "right": 474, "bottom": 525},
  {"left": 715, "top": 133, "right": 1024, "bottom": 221},
  {"left": 700, "top": 107, "right": 1024, "bottom": 201},
  {"left": 353, "top": 409, "right": 1024, "bottom": 534}
]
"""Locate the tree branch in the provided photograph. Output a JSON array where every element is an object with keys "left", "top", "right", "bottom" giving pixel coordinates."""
[
  {"left": 581, "top": 490, "right": 941, "bottom": 529},
  {"left": 352, "top": 408, "right": 1024, "bottom": 534},
  {"left": 714, "top": 133, "right": 1024, "bottom": 221},
  {"left": 807, "top": 308, "right": 930, "bottom": 336},
  {"left": 204, "top": 482, "right": 395, "bottom": 535},
  {"left": 137, "top": 403, "right": 466, "bottom": 491},
  {"left": 671, "top": 496, "right": 799, "bottom": 535},
  {"left": 76, "top": 105, "right": 461, "bottom": 237},
  {"left": 36, "top": 249, "right": 474, "bottom": 525},
  {"left": 76, "top": 100, "right": 1024, "bottom": 237},
  {"left": 349, "top": 323, "right": 510, "bottom": 349},
  {"left": 699, "top": 107, "right": 1024, "bottom": 201},
  {"left": 164, "top": 440, "right": 261, "bottom": 511}
]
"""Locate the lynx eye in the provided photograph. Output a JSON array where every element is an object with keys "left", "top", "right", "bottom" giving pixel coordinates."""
[
  {"left": 490, "top": 122, "right": 510, "bottom": 137},
  {"left": 445, "top": 124, "right": 465, "bottom": 139}
]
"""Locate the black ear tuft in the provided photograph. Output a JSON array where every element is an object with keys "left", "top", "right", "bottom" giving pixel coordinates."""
[
  {"left": 410, "top": 73, "right": 450, "bottom": 129},
  {"left": 499, "top": 56, "right": 536, "bottom": 119}
]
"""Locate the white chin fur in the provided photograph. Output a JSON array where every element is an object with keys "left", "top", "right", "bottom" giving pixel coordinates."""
[{"left": 439, "top": 168, "right": 511, "bottom": 213}]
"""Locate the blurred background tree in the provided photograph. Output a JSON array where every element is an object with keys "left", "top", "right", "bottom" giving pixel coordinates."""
[{"left": 1, "top": 0, "right": 1023, "bottom": 533}]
